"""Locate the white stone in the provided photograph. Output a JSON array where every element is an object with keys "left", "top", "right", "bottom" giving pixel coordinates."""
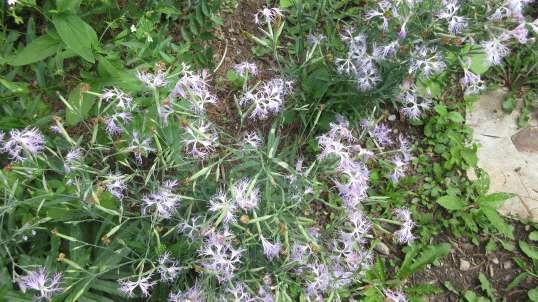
[{"left": 466, "top": 89, "right": 538, "bottom": 222}]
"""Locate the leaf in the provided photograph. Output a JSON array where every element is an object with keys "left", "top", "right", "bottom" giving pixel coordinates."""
[
  {"left": 436, "top": 195, "right": 467, "bottom": 211},
  {"left": 481, "top": 206, "right": 514, "bottom": 239},
  {"left": 447, "top": 111, "right": 464, "bottom": 123},
  {"left": 56, "top": 0, "right": 81, "bottom": 12},
  {"left": 529, "top": 287, "right": 538, "bottom": 302},
  {"left": 0, "top": 78, "right": 29, "bottom": 94},
  {"left": 519, "top": 241, "right": 538, "bottom": 260},
  {"left": 397, "top": 243, "right": 451, "bottom": 279},
  {"left": 461, "top": 148, "right": 478, "bottom": 167},
  {"left": 466, "top": 48, "right": 490, "bottom": 75},
  {"left": 65, "top": 83, "right": 96, "bottom": 126},
  {"left": 280, "top": 0, "right": 293, "bottom": 8},
  {"left": 9, "top": 33, "right": 63, "bottom": 66},
  {"left": 530, "top": 231, "right": 538, "bottom": 241},
  {"left": 52, "top": 14, "right": 98, "bottom": 63},
  {"left": 479, "top": 273, "right": 495, "bottom": 300},
  {"left": 477, "top": 192, "right": 513, "bottom": 209}
]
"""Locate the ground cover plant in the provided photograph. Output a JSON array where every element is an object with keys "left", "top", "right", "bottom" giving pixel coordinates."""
[{"left": 1, "top": 0, "right": 538, "bottom": 301}]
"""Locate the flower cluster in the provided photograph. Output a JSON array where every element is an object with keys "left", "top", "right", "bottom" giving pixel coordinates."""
[
  {"left": 240, "top": 78, "right": 294, "bottom": 120},
  {"left": 17, "top": 267, "right": 62, "bottom": 301},
  {"left": 0, "top": 128, "right": 45, "bottom": 162}
]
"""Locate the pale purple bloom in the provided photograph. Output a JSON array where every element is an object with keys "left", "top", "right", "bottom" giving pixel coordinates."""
[
  {"left": 364, "top": 1, "right": 398, "bottom": 32},
  {"left": 183, "top": 121, "right": 218, "bottom": 159},
  {"left": 373, "top": 41, "right": 399, "bottom": 61},
  {"left": 398, "top": 134, "right": 412, "bottom": 162},
  {"left": 127, "top": 131, "right": 155, "bottom": 164},
  {"left": 105, "top": 173, "right": 127, "bottom": 200},
  {"left": 389, "top": 155, "right": 407, "bottom": 183},
  {"left": 168, "top": 281, "right": 205, "bottom": 302},
  {"left": 178, "top": 215, "right": 204, "bottom": 241},
  {"left": 137, "top": 70, "right": 167, "bottom": 88},
  {"left": 370, "top": 123, "right": 392, "bottom": 147},
  {"left": 502, "top": 23, "right": 531, "bottom": 44},
  {"left": 460, "top": 69, "right": 486, "bottom": 95},
  {"left": 242, "top": 131, "right": 262, "bottom": 148},
  {"left": 105, "top": 112, "right": 132, "bottom": 136},
  {"left": 261, "top": 236, "right": 282, "bottom": 260},
  {"left": 232, "top": 178, "right": 260, "bottom": 211},
  {"left": 385, "top": 289, "right": 409, "bottom": 302},
  {"left": 118, "top": 275, "right": 155, "bottom": 297},
  {"left": 305, "top": 263, "right": 330, "bottom": 297},
  {"left": 348, "top": 210, "right": 372, "bottom": 242},
  {"left": 489, "top": 0, "right": 534, "bottom": 22},
  {"left": 334, "top": 158, "right": 370, "bottom": 208},
  {"left": 100, "top": 87, "right": 133, "bottom": 111},
  {"left": 17, "top": 267, "right": 62, "bottom": 301},
  {"left": 257, "top": 286, "right": 275, "bottom": 302},
  {"left": 254, "top": 7, "right": 284, "bottom": 25},
  {"left": 225, "top": 282, "right": 253, "bottom": 301},
  {"left": 393, "top": 208, "right": 415, "bottom": 244},
  {"left": 159, "top": 103, "right": 174, "bottom": 126},
  {"left": 172, "top": 65, "right": 217, "bottom": 114},
  {"left": 355, "top": 58, "right": 381, "bottom": 91},
  {"left": 399, "top": 85, "right": 432, "bottom": 119},
  {"left": 240, "top": 78, "right": 293, "bottom": 120},
  {"left": 209, "top": 190, "right": 237, "bottom": 224},
  {"left": 158, "top": 252, "right": 181, "bottom": 282},
  {"left": 63, "top": 148, "right": 83, "bottom": 173},
  {"left": 481, "top": 39, "right": 510, "bottom": 66},
  {"left": 436, "top": 1, "right": 467, "bottom": 35},
  {"left": 50, "top": 125, "right": 62, "bottom": 134},
  {"left": 198, "top": 228, "right": 244, "bottom": 283},
  {"left": 233, "top": 62, "right": 258, "bottom": 77},
  {"left": 142, "top": 180, "right": 181, "bottom": 219},
  {"left": 307, "top": 33, "right": 327, "bottom": 45},
  {"left": 408, "top": 45, "right": 446, "bottom": 78},
  {"left": 1, "top": 128, "right": 45, "bottom": 162}
]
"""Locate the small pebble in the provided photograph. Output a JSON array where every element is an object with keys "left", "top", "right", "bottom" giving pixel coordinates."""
[
  {"left": 388, "top": 114, "right": 396, "bottom": 121},
  {"left": 491, "top": 257, "right": 499, "bottom": 265},
  {"left": 460, "top": 259, "right": 471, "bottom": 271},
  {"left": 374, "top": 242, "right": 390, "bottom": 255},
  {"left": 503, "top": 260, "right": 513, "bottom": 270}
]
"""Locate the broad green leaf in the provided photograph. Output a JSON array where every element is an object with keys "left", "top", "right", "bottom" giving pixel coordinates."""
[
  {"left": 9, "top": 33, "right": 63, "bottom": 66},
  {"left": 519, "top": 241, "right": 538, "bottom": 260},
  {"left": 436, "top": 195, "right": 467, "bottom": 211},
  {"left": 477, "top": 192, "right": 513, "bottom": 209},
  {"left": 56, "top": 0, "right": 81, "bottom": 12},
  {"left": 280, "top": 0, "right": 293, "bottom": 8},
  {"left": 447, "top": 111, "right": 464, "bottom": 123},
  {"left": 52, "top": 14, "right": 98, "bottom": 63},
  {"left": 481, "top": 206, "right": 514, "bottom": 239},
  {"left": 465, "top": 48, "right": 490, "bottom": 75},
  {"left": 529, "top": 287, "right": 538, "bottom": 302},
  {"left": 417, "top": 78, "right": 441, "bottom": 98},
  {"left": 529, "top": 231, "right": 538, "bottom": 241}
]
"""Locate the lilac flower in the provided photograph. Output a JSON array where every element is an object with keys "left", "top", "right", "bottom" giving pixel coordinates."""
[
  {"left": 172, "top": 65, "right": 217, "bottom": 114},
  {"left": 178, "top": 215, "right": 204, "bottom": 241},
  {"left": 198, "top": 228, "right": 244, "bottom": 283},
  {"left": 225, "top": 282, "right": 253, "bottom": 301},
  {"left": 385, "top": 289, "right": 409, "bottom": 302},
  {"left": 307, "top": 33, "right": 327, "bottom": 45},
  {"left": 261, "top": 236, "right": 282, "bottom": 260},
  {"left": 370, "top": 123, "right": 392, "bottom": 147},
  {"left": 105, "top": 112, "right": 132, "bottom": 136},
  {"left": 393, "top": 208, "right": 415, "bottom": 244},
  {"left": 530, "top": 19, "right": 538, "bottom": 34},
  {"left": 364, "top": 1, "right": 398, "bottom": 32},
  {"left": 373, "top": 41, "right": 399, "bottom": 61},
  {"left": 142, "top": 180, "right": 181, "bottom": 219},
  {"left": 208, "top": 190, "right": 237, "bottom": 224},
  {"left": 355, "top": 58, "right": 381, "bottom": 91},
  {"left": 168, "top": 281, "right": 205, "bottom": 302},
  {"left": 501, "top": 23, "right": 532, "bottom": 44},
  {"left": 489, "top": 0, "right": 533, "bottom": 22},
  {"left": 17, "top": 267, "right": 62, "bottom": 301},
  {"left": 389, "top": 155, "right": 407, "bottom": 183},
  {"left": 398, "top": 134, "right": 412, "bottom": 162},
  {"left": 436, "top": 1, "right": 467, "bottom": 35},
  {"left": 233, "top": 62, "right": 258, "bottom": 77},
  {"left": 399, "top": 85, "right": 432, "bottom": 119},
  {"left": 334, "top": 158, "right": 370, "bottom": 208},
  {"left": 460, "top": 69, "right": 486, "bottom": 95},
  {"left": 231, "top": 178, "right": 260, "bottom": 211},
  {"left": 118, "top": 275, "right": 155, "bottom": 297},
  {"left": 1, "top": 128, "right": 45, "bottom": 162},
  {"left": 105, "top": 173, "right": 127, "bottom": 200},
  {"left": 137, "top": 70, "right": 167, "bottom": 88},
  {"left": 242, "top": 131, "right": 262, "bottom": 148},
  {"left": 305, "top": 263, "right": 330, "bottom": 297},
  {"left": 348, "top": 210, "right": 372, "bottom": 242},
  {"left": 480, "top": 39, "right": 510, "bottom": 66},
  {"left": 183, "top": 121, "right": 218, "bottom": 159},
  {"left": 254, "top": 7, "right": 283, "bottom": 25},
  {"left": 240, "top": 78, "right": 293, "bottom": 120},
  {"left": 157, "top": 252, "right": 181, "bottom": 282},
  {"left": 100, "top": 87, "right": 133, "bottom": 111},
  {"left": 63, "top": 148, "right": 83, "bottom": 173},
  {"left": 127, "top": 131, "right": 155, "bottom": 164},
  {"left": 408, "top": 45, "right": 446, "bottom": 78},
  {"left": 257, "top": 286, "right": 275, "bottom": 302}
]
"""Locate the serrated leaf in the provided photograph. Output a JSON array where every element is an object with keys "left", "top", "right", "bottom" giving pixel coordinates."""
[
  {"left": 397, "top": 243, "right": 451, "bottom": 279},
  {"left": 9, "top": 33, "right": 63, "bottom": 66},
  {"left": 479, "top": 273, "right": 495, "bottom": 300},
  {"left": 447, "top": 111, "right": 464, "bottom": 123},
  {"left": 477, "top": 192, "right": 513, "bottom": 209},
  {"left": 436, "top": 195, "right": 467, "bottom": 211},
  {"left": 481, "top": 206, "right": 514, "bottom": 239}
]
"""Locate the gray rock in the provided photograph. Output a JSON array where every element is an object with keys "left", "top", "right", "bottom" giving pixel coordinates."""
[
  {"left": 460, "top": 259, "right": 471, "bottom": 271},
  {"left": 374, "top": 242, "right": 390, "bottom": 255}
]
